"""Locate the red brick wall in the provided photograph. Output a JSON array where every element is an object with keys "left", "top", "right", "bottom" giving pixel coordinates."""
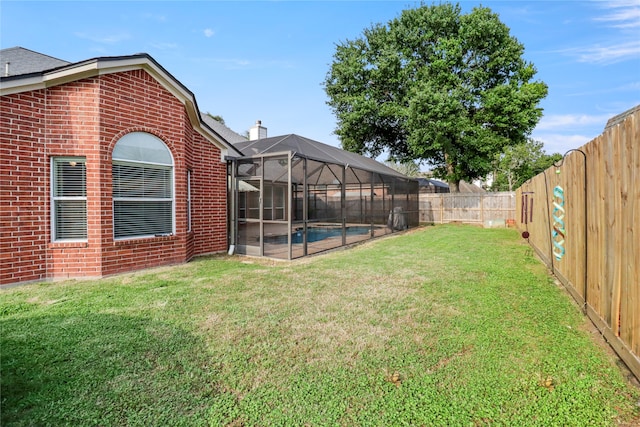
[
  {"left": 45, "top": 79, "right": 103, "bottom": 279},
  {"left": 1, "top": 69, "right": 228, "bottom": 286},
  {"left": 191, "top": 132, "right": 229, "bottom": 256},
  {"left": 1, "top": 91, "right": 49, "bottom": 284},
  {"left": 99, "top": 70, "right": 191, "bottom": 277}
]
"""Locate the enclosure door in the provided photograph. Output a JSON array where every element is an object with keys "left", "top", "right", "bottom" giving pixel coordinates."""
[
  {"left": 261, "top": 157, "right": 291, "bottom": 259},
  {"left": 237, "top": 177, "right": 262, "bottom": 256}
]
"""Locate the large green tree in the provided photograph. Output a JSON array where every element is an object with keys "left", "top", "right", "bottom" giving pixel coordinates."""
[
  {"left": 491, "top": 139, "right": 562, "bottom": 191},
  {"left": 324, "top": 3, "right": 548, "bottom": 192},
  {"left": 384, "top": 159, "right": 421, "bottom": 177}
]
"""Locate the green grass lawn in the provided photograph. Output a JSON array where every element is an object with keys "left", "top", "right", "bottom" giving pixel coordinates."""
[{"left": 2, "top": 225, "right": 639, "bottom": 426}]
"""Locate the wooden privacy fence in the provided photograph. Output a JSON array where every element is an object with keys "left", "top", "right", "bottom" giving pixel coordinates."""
[
  {"left": 419, "top": 192, "right": 515, "bottom": 226},
  {"left": 516, "top": 106, "right": 639, "bottom": 380}
]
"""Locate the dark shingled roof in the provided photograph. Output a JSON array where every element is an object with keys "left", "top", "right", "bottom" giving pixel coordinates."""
[
  {"left": 201, "top": 115, "right": 248, "bottom": 144},
  {"left": 233, "top": 134, "right": 411, "bottom": 180},
  {"left": 417, "top": 178, "right": 449, "bottom": 189},
  {"left": 0, "top": 47, "right": 242, "bottom": 157},
  {"left": 417, "top": 178, "right": 486, "bottom": 193},
  {"left": 0, "top": 46, "right": 70, "bottom": 76}
]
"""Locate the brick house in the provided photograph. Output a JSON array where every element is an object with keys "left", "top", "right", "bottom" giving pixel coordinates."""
[{"left": 1, "top": 47, "right": 242, "bottom": 286}]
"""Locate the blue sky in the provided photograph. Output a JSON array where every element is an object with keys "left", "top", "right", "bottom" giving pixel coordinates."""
[{"left": 2, "top": 0, "right": 639, "bottom": 161}]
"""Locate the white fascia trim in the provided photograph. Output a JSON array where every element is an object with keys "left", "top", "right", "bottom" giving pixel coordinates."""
[
  {"left": 95, "top": 58, "right": 232, "bottom": 160},
  {"left": 97, "top": 58, "right": 233, "bottom": 161},
  {"left": 0, "top": 75, "right": 47, "bottom": 95},
  {"left": 1, "top": 56, "right": 233, "bottom": 161}
]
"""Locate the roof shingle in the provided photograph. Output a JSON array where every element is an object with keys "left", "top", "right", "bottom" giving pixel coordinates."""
[{"left": 0, "top": 46, "right": 70, "bottom": 77}]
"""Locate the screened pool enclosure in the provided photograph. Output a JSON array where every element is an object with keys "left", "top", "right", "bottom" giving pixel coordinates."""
[{"left": 228, "top": 135, "right": 419, "bottom": 260}]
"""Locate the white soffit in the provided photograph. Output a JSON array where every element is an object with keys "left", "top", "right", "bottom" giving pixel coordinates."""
[{"left": 1, "top": 55, "right": 235, "bottom": 160}]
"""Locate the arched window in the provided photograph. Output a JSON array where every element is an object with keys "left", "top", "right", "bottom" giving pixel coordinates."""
[{"left": 112, "top": 132, "right": 174, "bottom": 239}]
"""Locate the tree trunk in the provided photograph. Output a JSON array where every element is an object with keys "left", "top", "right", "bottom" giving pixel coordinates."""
[{"left": 445, "top": 153, "right": 461, "bottom": 192}]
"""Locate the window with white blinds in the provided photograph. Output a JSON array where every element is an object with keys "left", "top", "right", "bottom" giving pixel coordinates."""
[
  {"left": 112, "top": 132, "right": 174, "bottom": 239},
  {"left": 52, "top": 157, "right": 87, "bottom": 241}
]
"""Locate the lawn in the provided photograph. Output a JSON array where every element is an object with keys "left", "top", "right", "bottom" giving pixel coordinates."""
[{"left": 1, "top": 225, "right": 639, "bottom": 426}]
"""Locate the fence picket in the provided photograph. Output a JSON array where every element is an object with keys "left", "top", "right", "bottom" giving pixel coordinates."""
[
  {"left": 516, "top": 106, "right": 640, "bottom": 380},
  {"left": 419, "top": 192, "right": 515, "bottom": 225}
]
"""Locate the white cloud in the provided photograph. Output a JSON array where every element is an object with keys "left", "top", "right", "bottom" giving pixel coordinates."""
[
  {"left": 194, "top": 57, "right": 295, "bottom": 70},
  {"left": 557, "top": 1, "right": 640, "bottom": 63},
  {"left": 149, "top": 42, "right": 178, "bottom": 50},
  {"left": 595, "top": 1, "right": 640, "bottom": 28},
  {"left": 88, "top": 47, "right": 108, "bottom": 55},
  {"left": 213, "top": 58, "right": 252, "bottom": 69},
  {"left": 565, "top": 80, "right": 640, "bottom": 96},
  {"left": 622, "top": 81, "right": 640, "bottom": 90},
  {"left": 535, "top": 114, "right": 612, "bottom": 131},
  {"left": 532, "top": 133, "right": 595, "bottom": 155},
  {"left": 532, "top": 113, "right": 615, "bottom": 153},
  {"left": 560, "top": 40, "right": 640, "bottom": 64},
  {"left": 74, "top": 31, "right": 131, "bottom": 44},
  {"left": 601, "top": 0, "right": 640, "bottom": 5},
  {"left": 204, "top": 28, "right": 215, "bottom": 38},
  {"left": 142, "top": 13, "right": 167, "bottom": 23}
]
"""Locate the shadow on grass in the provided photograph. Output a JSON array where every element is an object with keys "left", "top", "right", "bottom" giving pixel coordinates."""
[{"left": 1, "top": 312, "right": 220, "bottom": 426}]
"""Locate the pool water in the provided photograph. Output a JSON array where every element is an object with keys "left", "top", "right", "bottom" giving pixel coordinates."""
[{"left": 266, "top": 226, "right": 371, "bottom": 244}]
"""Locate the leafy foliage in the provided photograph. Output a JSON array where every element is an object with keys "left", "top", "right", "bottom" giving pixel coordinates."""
[
  {"left": 324, "top": 3, "right": 548, "bottom": 191},
  {"left": 491, "top": 139, "right": 562, "bottom": 191},
  {"left": 205, "top": 112, "right": 225, "bottom": 124},
  {"left": 384, "top": 159, "right": 421, "bottom": 177}
]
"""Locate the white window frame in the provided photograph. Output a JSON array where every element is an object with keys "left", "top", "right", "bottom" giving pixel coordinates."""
[
  {"left": 112, "top": 133, "right": 175, "bottom": 240},
  {"left": 51, "top": 156, "right": 87, "bottom": 242}
]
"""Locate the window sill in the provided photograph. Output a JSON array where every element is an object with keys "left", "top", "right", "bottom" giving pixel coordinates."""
[
  {"left": 114, "top": 234, "right": 177, "bottom": 246},
  {"left": 49, "top": 241, "right": 89, "bottom": 249}
]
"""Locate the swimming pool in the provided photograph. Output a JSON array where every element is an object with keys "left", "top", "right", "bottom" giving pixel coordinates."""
[{"left": 265, "top": 225, "right": 371, "bottom": 244}]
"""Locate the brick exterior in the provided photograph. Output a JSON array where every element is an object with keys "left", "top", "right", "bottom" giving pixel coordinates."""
[{"left": 1, "top": 69, "right": 228, "bottom": 285}]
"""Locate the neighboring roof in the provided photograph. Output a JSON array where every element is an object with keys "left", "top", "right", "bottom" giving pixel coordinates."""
[
  {"left": 0, "top": 47, "right": 242, "bottom": 159},
  {"left": 459, "top": 181, "right": 486, "bottom": 193},
  {"left": 0, "top": 47, "right": 70, "bottom": 76},
  {"left": 233, "top": 134, "right": 412, "bottom": 181},
  {"left": 201, "top": 114, "right": 248, "bottom": 144},
  {"left": 417, "top": 178, "right": 486, "bottom": 193},
  {"left": 417, "top": 178, "right": 449, "bottom": 189},
  {"left": 605, "top": 104, "right": 639, "bottom": 130}
]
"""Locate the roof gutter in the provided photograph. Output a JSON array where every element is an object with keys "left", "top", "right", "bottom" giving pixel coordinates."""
[{"left": 0, "top": 53, "right": 243, "bottom": 160}]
